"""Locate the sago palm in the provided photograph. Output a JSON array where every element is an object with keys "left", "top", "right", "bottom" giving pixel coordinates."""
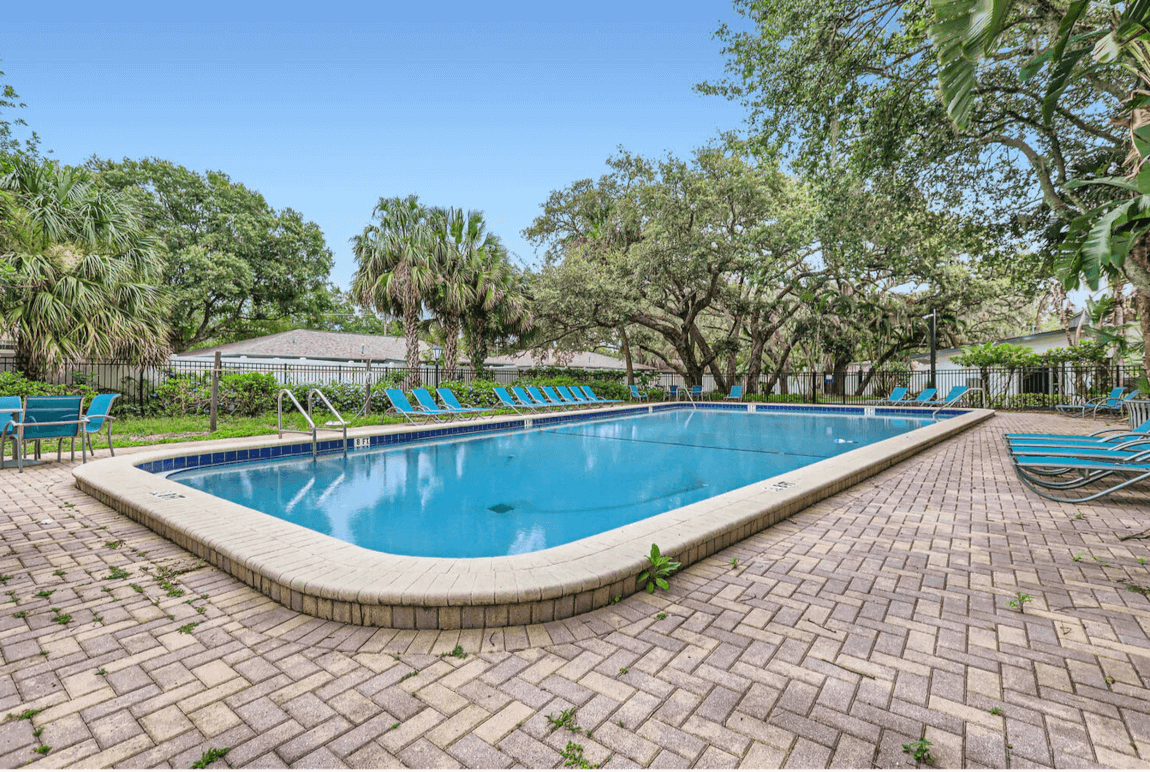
[
  {"left": 0, "top": 159, "right": 169, "bottom": 379},
  {"left": 351, "top": 195, "right": 438, "bottom": 387}
]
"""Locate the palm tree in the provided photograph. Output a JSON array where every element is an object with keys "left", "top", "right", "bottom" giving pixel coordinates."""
[
  {"left": 351, "top": 196, "right": 438, "bottom": 388},
  {"left": 460, "top": 244, "right": 533, "bottom": 377},
  {"left": 428, "top": 208, "right": 509, "bottom": 380},
  {"left": 0, "top": 159, "right": 169, "bottom": 380}
]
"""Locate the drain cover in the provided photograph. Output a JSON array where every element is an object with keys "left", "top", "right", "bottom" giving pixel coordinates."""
[{"left": 488, "top": 503, "right": 514, "bottom": 514}]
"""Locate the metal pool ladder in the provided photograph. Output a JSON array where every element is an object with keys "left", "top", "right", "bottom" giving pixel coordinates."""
[{"left": 277, "top": 388, "right": 348, "bottom": 459}]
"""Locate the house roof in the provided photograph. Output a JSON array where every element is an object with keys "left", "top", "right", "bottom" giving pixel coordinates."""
[
  {"left": 486, "top": 350, "right": 655, "bottom": 371},
  {"left": 180, "top": 330, "right": 425, "bottom": 362},
  {"left": 910, "top": 311, "right": 1092, "bottom": 361},
  {"left": 179, "top": 330, "right": 648, "bottom": 371}
]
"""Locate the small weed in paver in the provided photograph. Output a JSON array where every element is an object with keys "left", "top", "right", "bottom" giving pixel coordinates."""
[
  {"left": 190, "top": 747, "right": 229, "bottom": 769},
  {"left": 989, "top": 707, "right": 1002, "bottom": 716},
  {"left": 637, "top": 543, "right": 680, "bottom": 594},
  {"left": 51, "top": 613, "right": 70, "bottom": 625},
  {"left": 35, "top": 590, "right": 54, "bottom": 598},
  {"left": 166, "top": 588, "right": 185, "bottom": 598},
  {"left": 34, "top": 745, "right": 49, "bottom": 755},
  {"left": 32, "top": 727, "right": 42, "bottom": 737},
  {"left": 102, "top": 587, "right": 112, "bottom": 593},
  {"left": 655, "top": 613, "right": 667, "bottom": 620},
  {"left": 1075, "top": 513, "right": 1085, "bottom": 520},
  {"left": 399, "top": 670, "right": 419, "bottom": 682},
  {"left": 1072, "top": 552, "right": 1085, "bottom": 562},
  {"left": 390, "top": 722, "right": 400, "bottom": 730},
  {"left": 617, "top": 720, "right": 623, "bottom": 727},
  {"left": 618, "top": 667, "right": 628, "bottom": 675},
  {"left": 104, "top": 541, "right": 121, "bottom": 549},
  {"left": 96, "top": 668, "right": 106, "bottom": 675},
  {"left": 730, "top": 557, "right": 739, "bottom": 567},
  {"left": 1105, "top": 675, "right": 1115, "bottom": 685},
  {"left": 559, "top": 742, "right": 607, "bottom": 769},
  {"left": 902, "top": 738, "right": 934, "bottom": 764},
  {"left": 177, "top": 622, "right": 200, "bottom": 634},
  {"left": 1140, "top": 557, "right": 1146, "bottom": 565},
  {"left": 129, "top": 583, "right": 144, "bottom": 593},
  {"left": 1006, "top": 592, "right": 1033, "bottom": 612},
  {"left": 607, "top": 595, "right": 620, "bottom": 606},
  {"left": 439, "top": 645, "right": 467, "bottom": 659},
  {"left": 38, "top": 650, "right": 46, "bottom": 657},
  {"left": 12, "top": 611, "right": 25, "bottom": 619},
  {"left": 1126, "top": 583, "right": 1150, "bottom": 597},
  {"left": 196, "top": 606, "right": 206, "bottom": 614},
  {"left": 548, "top": 707, "right": 580, "bottom": 732},
  {"left": 0, "top": 575, "right": 10, "bottom": 585},
  {"left": 9, "top": 708, "right": 43, "bottom": 721},
  {"left": 104, "top": 567, "right": 130, "bottom": 581},
  {"left": 93, "top": 615, "right": 102, "bottom": 622},
  {"left": 52, "top": 570, "right": 64, "bottom": 577},
  {"left": 1094, "top": 556, "right": 1110, "bottom": 567}
]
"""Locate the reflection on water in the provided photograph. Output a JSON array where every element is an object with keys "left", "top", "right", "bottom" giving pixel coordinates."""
[{"left": 172, "top": 410, "right": 932, "bottom": 558}]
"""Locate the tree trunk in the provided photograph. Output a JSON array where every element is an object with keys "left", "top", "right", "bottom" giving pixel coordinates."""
[
  {"left": 443, "top": 317, "right": 461, "bottom": 381},
  {"left": 401, "top": 264, "right": 421, "bottom": 389},
  {"left": 619, "top": 326, "right": 634, "bottom": 386},
  {"left": 1136, "top": 289, "right": 1150, "bottom": 378},
  {"left": 1124, "top": 235, "right": 1150, "bottom": 377},
  {"left": 745, "top": 336, "right": 766, "bottom": 394}
]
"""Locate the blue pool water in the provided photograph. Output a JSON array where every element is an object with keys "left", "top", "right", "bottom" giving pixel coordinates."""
[{"left": 170, "top": 409, "right": 932, "bottom": 558}]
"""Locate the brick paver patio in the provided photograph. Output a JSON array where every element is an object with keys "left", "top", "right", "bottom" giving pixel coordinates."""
[{"left": 0, "top": 411, "right": 1148, "bottom": 769}]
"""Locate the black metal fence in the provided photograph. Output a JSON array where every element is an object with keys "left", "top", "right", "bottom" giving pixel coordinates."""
[{"left": 0, "top": 356, "right": 1142, "bottom": 414}]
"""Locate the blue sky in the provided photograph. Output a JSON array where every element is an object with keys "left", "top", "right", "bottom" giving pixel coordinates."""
[{"left": 2, "top": 0, "right": 749, "bottom": 289}]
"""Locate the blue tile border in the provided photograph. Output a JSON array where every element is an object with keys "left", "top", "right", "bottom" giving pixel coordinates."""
[{"left": 136, "top": 402, "right": 968, "bottom": 475}]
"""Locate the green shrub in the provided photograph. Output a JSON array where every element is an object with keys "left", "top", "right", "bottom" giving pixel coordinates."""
[{"left": 0, "top": 371, "right": 98, "bottom": 404}]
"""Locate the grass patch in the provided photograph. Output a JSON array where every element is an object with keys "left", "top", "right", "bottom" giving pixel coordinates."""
[{"left": 190, "top": 747, "right": 229, "bottom": 769}]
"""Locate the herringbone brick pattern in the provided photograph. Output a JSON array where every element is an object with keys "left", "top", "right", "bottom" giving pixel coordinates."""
[{"left": 0, "top": 412, "right": 1147, "bottom": 768}]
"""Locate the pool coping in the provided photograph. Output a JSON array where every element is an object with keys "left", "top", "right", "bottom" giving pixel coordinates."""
[{"left": 73, "top": 402, "right": 993, "bottom": 629}]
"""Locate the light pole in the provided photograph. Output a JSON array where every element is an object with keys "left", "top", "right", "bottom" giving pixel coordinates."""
[
  {"left": 432, "top": 344, "right": 442, "bottom": 387},
  {"left": 923, "top": 309, "right": 937, "bottom": 390}
]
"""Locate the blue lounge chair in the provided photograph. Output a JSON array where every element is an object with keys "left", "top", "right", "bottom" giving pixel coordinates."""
[
  {"left": 1057, "top": 387, "right": 1125, "bottom": 418},
  {"left": 629, "top": 385, "right": 648, "bottom": 402},
  {"left": 494, "top": 387, "right": 528, "bottom": 414},
  {"left": 542, "top": 386, "right": 577, "bottom": 406},
  {"left": 725, "top": 385, "right": 743, "bottom": 401},
  {"left": 1, "top": 396, "right": 87, "bottom": 471},
  {"left": 384, "top": 388, "right": 450, "bottom": 423},
  {"left": 82, "top": 393, "right": 119, "bottom": 456},
  {"left": 878, "top": 387, "right": 909, "bottom": 405},
  {"left": 666, "top": 384, "right": 680, "bottom": 400},
  {"left": 582, "top": 386, "right": 621, "bottom": 403},
  {"left": 931, "top": 385, "right": 968, "bottom": 406},
  {"left": 527, "top": 386, "right": 565, "bottom": 408},
  {"left": 438, "top": 388, "right": 491, "bottom": 417},
  {"left": 557, "top": 386, "right": 591, "bottom": 405},
  {"left": 1006, "top": 419, "right": 1150, "bottom": 446},
  {"left": 909, "top": 388, "right": 938, "bottom": 405},
  {"left": 413, "top": 388, "right": 481, "bottom": 419},
  {"left": 511, "top": 387, "right": 550, "bottom": 411},
  {"left": 1011, "top": 447, "right": 1150, "bottom": 503}
]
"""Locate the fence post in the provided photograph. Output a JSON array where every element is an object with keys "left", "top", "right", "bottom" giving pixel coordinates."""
[{"left": 210, "top": 351, "right": 221, "bottom": 433}]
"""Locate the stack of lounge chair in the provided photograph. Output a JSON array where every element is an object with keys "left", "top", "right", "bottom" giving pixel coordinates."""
[{"left": 1006, "top": 419, "right": 1150, "bottom": 502}]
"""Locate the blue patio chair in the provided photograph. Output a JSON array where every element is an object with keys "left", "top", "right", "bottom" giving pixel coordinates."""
[
  {"left": 1007, "top": 419, "right": 1150, "bottom": 446},
  {"left": 1, "top": 396, "right": 87, "bottom": 471},
  {"left": 1057, "top": 387, "right": 1125, "bottom": 418},
  {"left": 1009, "top": 443, "right": 1150, "bottom": 503},
  {"left": 629, "top": 384, "right": 648, "bottom": 402},
  {"left": 528, "top": 386, "right": 567, "bottom": 408},
  {"left": 689, "top": 385, "right": 703, "bottom": 400},
  {"left": 873, "top": 387, "right": 909, "bottom": 405},
  {"left": 556, "top": 386, "right": 591, "bottom": 405},
  {"left": 909, "top": 388, "right": 938, "bottom": 404},
  {"left": 582, "top": 386, "right": 621, "bottom": 403},
  {"left": 384, "top": 388, "right": 449, "bottom": 423},
  {"left": 725, "top": 385, "right": 743, "bottom": 401},
  {"left": 437, "top": 388, "right": 491, "bottom": 417},
  {"left": 493, "top": 387, "right": 528, "bottom": 414},
  {"left": 929, "top": 385, "right": 968, "bottom": 406},
  {"left": 82, "top": 393, "right": 119, "bottom": 456},
  {"left": 511, "top": 387, "right": 550, "bottom": 411},
  {"left": 542, "top": 386, "right": 578, "bottom": 406},
  {"left": 413, "top": 388, "right": 481, "bottom": 419},
  {"left": 666, "top": 384, "right": 681, "bottom": 401}
]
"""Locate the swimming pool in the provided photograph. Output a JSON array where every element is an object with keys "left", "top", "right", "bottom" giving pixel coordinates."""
[
  {"left": 76, "top": 402, "right": 991, "bottom": 628},
  {"left": 169, "top": 408, "right": 932, "bottom": 558}
]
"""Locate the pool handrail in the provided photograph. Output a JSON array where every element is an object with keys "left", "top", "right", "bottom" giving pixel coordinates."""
[
  {"left": 307, "top": 388, "right": 348, "bottom": 456},
  {"left": 278, "top": 389, "right": 318, "bottom": 458}
]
